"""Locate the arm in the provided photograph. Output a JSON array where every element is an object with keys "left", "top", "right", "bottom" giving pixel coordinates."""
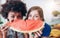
[{"left": 41, "top": 23, "right": 51, "bottom": 38}]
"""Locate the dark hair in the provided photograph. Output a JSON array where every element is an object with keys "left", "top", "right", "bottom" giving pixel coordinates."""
[
  {"left": 6, "top": 0, "right": 21, "bottom": 2},
  {"left": 1, "top": 1, "right": 27, "bottom": 19},
  {"left": 26, "top": 6, "right": 44, "bottom": 21}
]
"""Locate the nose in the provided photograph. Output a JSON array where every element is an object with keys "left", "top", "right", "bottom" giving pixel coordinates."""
[
  {"left": 14, "top": 17, "right": 18, "bottom": 21},
  {"left": 31, "top": 17, "right": 34, "bottom": 20}
]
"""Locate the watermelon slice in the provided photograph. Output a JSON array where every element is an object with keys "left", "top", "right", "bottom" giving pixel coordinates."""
[{"left": 7, "top": 19, "right": 44, "bottom": 33}]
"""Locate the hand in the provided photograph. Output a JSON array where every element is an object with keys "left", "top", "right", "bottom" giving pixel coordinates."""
[
  {"left": 1, "top": 25, "right": 9, "bottom": 32},
  {"left": 29, "top": 30, "right": 42, "bottom": 38},
  {"left": 24, "top": 33, "right": 29, "bottom": 38},
  {"left": 1, "top": 24, "right": 9, "bottom": 38},
  {"left": 33, "top": 31, "right": 42, "bottom": 38}
]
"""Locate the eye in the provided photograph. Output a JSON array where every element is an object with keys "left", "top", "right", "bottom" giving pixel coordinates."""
[
  {"left": 17, "top": 15, "right": 22, "bottom": 18},
  {"left": 29, "top": 14, "right": 32, "bottom": 17},
  {"left": 35, "top": 15, "right": 39, "bottom": 17},
  {"left": 11, "top": 15, "right": 15, "bottom": 18}
]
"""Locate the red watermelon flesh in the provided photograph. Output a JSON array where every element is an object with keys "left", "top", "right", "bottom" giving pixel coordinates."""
[{"left": 7, "top": 20, "right": 44, "bottom": 33}]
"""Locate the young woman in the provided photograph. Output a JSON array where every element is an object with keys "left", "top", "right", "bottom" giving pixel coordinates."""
[
  {"left": 1, "top": 1, "right": 27, "bottom": 38},
  {"left": 26, "top": 6, "right": 51, "bottom": 38}
]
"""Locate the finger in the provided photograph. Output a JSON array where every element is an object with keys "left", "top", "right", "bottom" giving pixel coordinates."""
[
  {"left": 33, "top": 32, "right": 38, "bottom": 38},
  {"left": 29, "top": 33, "right": 34, "bottom": 38},
  {"left": 32, "top": 32, "right": 38, "bottom": 38},
  {"left": 38, "top": 31, "right": 42, "bottom": 35},
  {"left": 1, "top": 26, "right": 9, "bottom": 31},
  {"left": 36, "top": 31, "right": 41, "bottom": 36},
  {"left": 3, "top": 26, "right": 9, "bottom": 31},
  {"left": 1, "top": 25, "right": 7, "bottom": 29}
]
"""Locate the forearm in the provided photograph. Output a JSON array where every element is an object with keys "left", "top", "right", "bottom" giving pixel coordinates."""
[
  {"left": 0, "top": 30, "right": 3, "bottom": 38},
  {"left": 2, "top": 31, "right": 7, "bottom": 38}
]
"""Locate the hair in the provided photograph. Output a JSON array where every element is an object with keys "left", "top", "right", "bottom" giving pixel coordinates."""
[
  {"left": 1, "top": 1, "right": 27, "bottom": 19},
  {"left": 26, "top": 6, "right": 44, "bottom": 21},
  {"left": 6, "top": 0, "right": 21, "bottom": 2}
]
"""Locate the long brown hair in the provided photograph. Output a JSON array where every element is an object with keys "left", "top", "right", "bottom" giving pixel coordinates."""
[{"left": 26, "top": 6, "right": 44, "bottom": 21}]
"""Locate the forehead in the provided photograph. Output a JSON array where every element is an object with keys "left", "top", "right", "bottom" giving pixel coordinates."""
[
  {"left": 8, "top": 11, "right": 21, "bottom": 15},
  {"left": 30, "top": 10, "right": 39, "bottom": 15}
]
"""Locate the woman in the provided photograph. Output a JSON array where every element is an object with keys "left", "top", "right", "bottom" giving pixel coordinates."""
[
  {"left": 26, "top": 6, "right": 51, "bottom": 38},
  {"left": 1, "top": 1, "right": 27, "bottom": 38}
]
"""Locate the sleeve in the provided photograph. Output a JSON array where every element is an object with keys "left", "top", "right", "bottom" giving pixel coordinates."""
[{"left": 41, "top": 23, "right": 51, "bottom": 37}]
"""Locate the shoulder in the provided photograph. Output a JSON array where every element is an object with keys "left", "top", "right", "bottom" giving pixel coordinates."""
[
  {"left": 43, "top": 23, "right": 51, "bottom": 32},
  {"left": 44, "top": 23, "right": 51, "bottom": 29},
  {"left": 41, "top": 23, "right": 51, "bottom": 36}
]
